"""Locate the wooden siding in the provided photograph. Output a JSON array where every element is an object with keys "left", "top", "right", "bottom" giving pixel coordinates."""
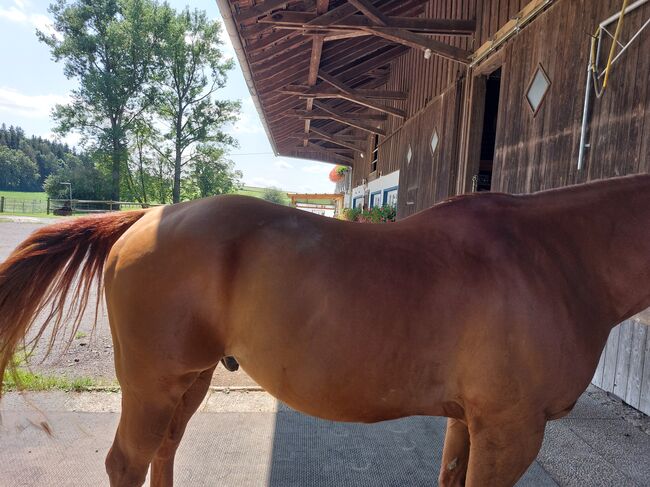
[
  {"left": 593, "top": 316, "right": 650, "bottom": 415},
  {"left": 490, "top": 0, "right": 650, "bottom": 193},
  {"left": 350, "top": 0, "right": 532, "bottom": 209}
]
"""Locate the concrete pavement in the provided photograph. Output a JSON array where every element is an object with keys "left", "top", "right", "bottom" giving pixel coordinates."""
[{"left": 0, "top": 386, "right": 648, "bottom": 486}]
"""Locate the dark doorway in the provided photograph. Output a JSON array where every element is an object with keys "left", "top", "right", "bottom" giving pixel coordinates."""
[{"left": 476, "top": 68, "right": 501, "bottom": 192}]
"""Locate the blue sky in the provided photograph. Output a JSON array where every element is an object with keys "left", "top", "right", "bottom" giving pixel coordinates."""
[{"left": 0, "top": 0, "right": 336, "bottom": 193}]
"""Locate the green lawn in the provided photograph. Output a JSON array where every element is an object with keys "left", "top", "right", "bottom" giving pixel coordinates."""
[
  {"left": 0, "top": 191, "right": 51, "bottom": 216},
  {"left": 236, "top": 186, "right": 292, "bottom": 205},
  {"left": 0, "top": 190, "right": 47, "bottom": 201}
]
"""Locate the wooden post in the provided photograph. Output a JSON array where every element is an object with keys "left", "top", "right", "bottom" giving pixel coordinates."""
[
  {"left": 0, "top": 196, "right": 4, "bottom": 213},
  {"left": 46, "top": 198, "right": 50, "bottom": 215}
]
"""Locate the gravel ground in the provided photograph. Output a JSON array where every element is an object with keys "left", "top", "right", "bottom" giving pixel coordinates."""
[{"left": 0, "top": 217, "right": 257, "bottom": 388}]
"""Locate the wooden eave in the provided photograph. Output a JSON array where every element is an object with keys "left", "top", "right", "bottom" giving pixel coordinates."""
[{"left": 219, "top": 0, "right": 476, "bottom": 167}]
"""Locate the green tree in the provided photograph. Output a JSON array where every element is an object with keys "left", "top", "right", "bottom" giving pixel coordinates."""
[
  {"left": 262, "top": 187, "right": 287, "bottom": 205},
  {"left": 186, "top": 145, "right": 242, "bottom": 199},
  {"left": 39, "top": 0, "right": 164, "bottom": 201},
  {"left": 0, "top": 147, "right": 40, "bottom": 191},
  {"left": 43, "top": 153, "right": 111, "bottom": 200},
  {"left": 154, "top": 7, "right": 239, "bottom": 203}
]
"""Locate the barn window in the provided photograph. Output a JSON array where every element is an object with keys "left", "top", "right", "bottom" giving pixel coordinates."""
[
  {"left": 369, "top": 191, "right": 382, "bottom": 208},
  {"left": 526, "top": 64, "right": 551, "bottom": 114},
  {"left": 430, "top": 129, "right": 439, "bottom": 155},
  {"left": 406, "top": 144, "right": 413, "bottom": 165},
  {"left": 383, "top": 186, "right": 398, "bottom": 207},
  {"left": 370, "top": 134, "right": 379, "bottom": 173}
]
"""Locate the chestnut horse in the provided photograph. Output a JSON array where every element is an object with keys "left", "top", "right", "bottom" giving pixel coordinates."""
[{"left": 1, "top": 175, "right": 649, "bottom": 487}]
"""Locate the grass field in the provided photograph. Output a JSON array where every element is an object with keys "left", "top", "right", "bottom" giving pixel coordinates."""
[
  {"left": 0, "top": 191, "right": 51, "bottom": 217},
  {"left": 236, "top": 186, "right": 292, "bottom": 204},
  {"left": 0, "top": 191, "right": 47, "bottom": 201}
]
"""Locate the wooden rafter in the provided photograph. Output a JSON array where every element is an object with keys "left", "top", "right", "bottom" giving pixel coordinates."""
[
  {"left": 348, "top": 0, "right": 389, "bottom": 26},
  {"left": 303, "top": 0, "right": 330, "bottom": 146},
  {"left": 363, "top": 27, "right": 471, "bottom": 64},
  {"left": 318, "top": 72, "right": 406, "bottom": 119},
  {"left": 298, "top": 141, "right": 355, "bottom": 163},
  {"left": 313, "top": 102, "right": 386, "bottom": 136},
  {"left": 309, "top": 127, "right": 364, "bottom": 153},
  {"left": 281, "top": 84, "right": 407, "bottom": 100},
  {"left": 261, "top": 12, "right": 476, "bottom": 36},
  {"left": 290, "top": 108, "right": 387, "bottom": 121},
  {"left": 235, "top": 0, "right": 289, "bottom": 22}
]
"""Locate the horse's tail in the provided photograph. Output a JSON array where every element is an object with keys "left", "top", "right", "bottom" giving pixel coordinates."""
[{"left": 0, "top": 210, "right": 147, "bottom": 395}]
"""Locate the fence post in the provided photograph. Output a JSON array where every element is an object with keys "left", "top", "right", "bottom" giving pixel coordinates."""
[
  {"left": 0, "top": 196, "right": 4, "bottom": 213},
  {"left": 47, "top": 198, "right": 50, "bottom": 215}
]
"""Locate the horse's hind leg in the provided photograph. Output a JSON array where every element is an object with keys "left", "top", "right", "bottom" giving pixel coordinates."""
[
  {"left": 438, "top": 418, "right": 470, "bottom": 487},
  {"left": 465, "top": 414, "right": 546, "bottom": 487},
  {"left": 105, "top": 371, "right": 200, "bottom": 487},
  {"left": 150, "top": 366, "right": 216, "bottom": 487}
]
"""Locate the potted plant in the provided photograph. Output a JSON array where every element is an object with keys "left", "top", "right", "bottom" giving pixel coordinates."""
[{"left": 329, "top": 166, "right": 349, "bottom": 183}]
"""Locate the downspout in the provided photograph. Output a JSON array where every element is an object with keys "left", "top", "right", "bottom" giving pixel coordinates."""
[{"left": 215, "top": 0, "right": 279, "bottom": 156}]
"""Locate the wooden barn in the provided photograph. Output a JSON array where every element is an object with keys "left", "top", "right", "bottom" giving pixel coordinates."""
[{"left": 215, "top": 0, "right": 650, "bottom": 414}]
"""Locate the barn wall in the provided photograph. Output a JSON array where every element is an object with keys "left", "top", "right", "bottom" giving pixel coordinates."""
[
  {"left": 490, "top": 0, "right": 650, "bottom": 192},
  {"left": 349, "top": 0, "right": 531, "bottom": 214}
]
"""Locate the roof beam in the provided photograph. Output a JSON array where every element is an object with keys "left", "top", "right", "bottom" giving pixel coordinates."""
[
  {"left": 318, "top": 72, "right": 406, "bottom": 118},
  {"left": 290, "top": 108, "right": 387, "bottom": 121},
  {"left": 348, "top": 0, "right": 389, "bottom": 26},
  {"left": 313, "top": 101, "right": 386, "bottom": 136},
  {"left": 281, "top": 84, "right": 407, "bottom": 100},
  {"left": 309, "top": 127, "right": 365, "bottom": 153},
  {"left": 298, "top": 141, "right": 356, "bottom": 163},
  {"left": 261, "top": 12, "right": 476, "bottom": 36},
  {"left": 363, "top": 27, "right": 471, "bottom": 64},
  {"left": 303, "top": 0, "right": 330, "bottom": 146},
  {"left": 236, "top": 0, "right": 290, "bottom": 23}
]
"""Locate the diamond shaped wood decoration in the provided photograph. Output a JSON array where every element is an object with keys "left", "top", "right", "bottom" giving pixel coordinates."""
[
  {"left": 407, "top": 144, "right": 413, "bottom": 164},
  {"left": 526, "top": 64, "right": 551, "bottom": 115},
  {"left": 430, "top": 130, "right": 439, "bottom": 154}
]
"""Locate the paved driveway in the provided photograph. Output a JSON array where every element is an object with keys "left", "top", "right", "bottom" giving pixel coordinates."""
[{"left": 0, "top": 386, "right": 648, "bottom": 486}]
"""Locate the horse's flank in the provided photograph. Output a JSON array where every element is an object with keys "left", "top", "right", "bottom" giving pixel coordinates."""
[{"left": 103, "top": 174, "right": 650, "bottom": 423}]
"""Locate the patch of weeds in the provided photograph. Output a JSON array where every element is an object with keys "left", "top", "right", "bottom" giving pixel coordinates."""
[
  {"left": 3, "top": 369, "right": 97, "bottom": 392},
  {"left": 2, "top": 352, "right": 97, "bottom": 392},
  {"left": 74, "top": 331, "right": 87, "bottom": 340}
]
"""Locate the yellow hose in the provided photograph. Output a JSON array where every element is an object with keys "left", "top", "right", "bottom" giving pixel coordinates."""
[{"left": 603, "top": 0, "right": 629, "bottom": 90}]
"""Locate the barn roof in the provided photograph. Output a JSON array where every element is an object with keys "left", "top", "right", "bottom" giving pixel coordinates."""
[{"left": 215, "top": 0, "right": 475, "bottom": 167}]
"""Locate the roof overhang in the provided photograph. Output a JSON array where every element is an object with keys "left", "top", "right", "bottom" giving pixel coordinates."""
[{"left": 216, "top": 1, "right": 475, "bottom": 167}]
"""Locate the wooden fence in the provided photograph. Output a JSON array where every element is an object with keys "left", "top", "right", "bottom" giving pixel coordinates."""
[{"left": 593, "top": 310, "right": 650, "bottom": 415}]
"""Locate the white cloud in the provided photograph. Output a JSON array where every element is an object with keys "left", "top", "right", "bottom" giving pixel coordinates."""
[
  {"left": 0, "top": 0, "right": 57, "bottom": 37},
  {"left": 273, "top": 159, "right": 293, "bottom": 170},
  {"left": 0, "top": 86, "right": 69, "bottom": 119},
  {"left": 229, "top": 96, "right": 264, "bottom": 135},
  {"left": 245, "top": 177, "right": 282, "bottom": 189}
]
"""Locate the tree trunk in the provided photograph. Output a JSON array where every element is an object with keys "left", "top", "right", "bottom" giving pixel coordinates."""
[
  {"left": 172, "top": 146, "right": 182, "bottom": 204},
  {"left": 172, "top": 107, "right": 183, "bottom": 204},
  {"left": 111, "top": 142, "right": 122, "bottom": 202}
]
